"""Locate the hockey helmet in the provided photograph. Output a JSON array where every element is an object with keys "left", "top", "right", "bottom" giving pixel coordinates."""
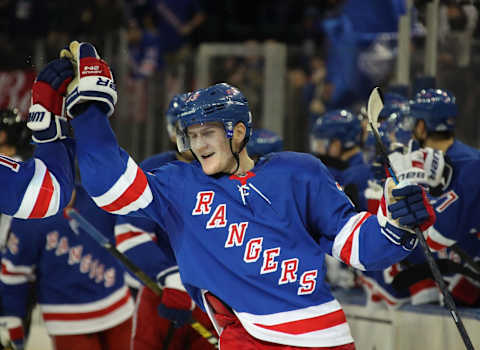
[
  {"left": 247, "top": 129, "right": 283, "bottom": 157},
  {"left": 311, "top": 109, "right": 362, "bottom": 154},
  {"left": 176, "top": 83, "right": 252, "bottom": 153},
  {"left": 165, "top": 93, "right": 188, "bottom": 139},
  {"left": 0, "top": 108, "right": 31, "bottom": 152},
  {"left": 379, "top": 92, "right": 409, "bottom": 121},
  {"left": 410, "top": 88, "right": 457, "bottom": 132}
]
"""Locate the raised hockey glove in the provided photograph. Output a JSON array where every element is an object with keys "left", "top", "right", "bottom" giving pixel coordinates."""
[
  {"left": 156, "top": 267, "right": 195, "bottom": 327},
  {"left": 27, "top": 58, "right": 73, "bottom": 143},
  {"left": 0, "top": 316, "right": 24, "bottom": 350},
  {"left": 60, "top": 41, "right": 117, "bottom": 118}
]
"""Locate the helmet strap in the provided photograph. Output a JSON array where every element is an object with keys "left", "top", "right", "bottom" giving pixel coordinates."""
[{"left": 228, "top": 135, "right": 249, "bottom": 175}]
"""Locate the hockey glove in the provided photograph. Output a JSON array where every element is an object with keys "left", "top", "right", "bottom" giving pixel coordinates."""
[
  {"left": 0, "top": 316, "right": 24, "bottom": 350},
  {"left": 377, "top": 177, "right": 436, "bottom": 251},
  {"left": 156, "top": 267, "right": 195, "bottom": 327},
  {"left": 27, "top": 58, "right": 73, "bottom": 143},
  {"left": 60, "top": 41, "right": 117, "bottom": 118},
  {"left": 388, "top": 147, "right": 452, "bottom": 195}
]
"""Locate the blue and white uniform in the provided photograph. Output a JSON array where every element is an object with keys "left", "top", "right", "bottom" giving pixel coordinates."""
[
  {"left": 0, "top": 140, "right": 75, "bottom": 219},
  {"left": 115, "top": 151, "right": 177, "bottom": 282},
  {"left": 426, "top": 141, "right": 480, "bottom": 250},
  {"left": 0, "top": 185, "right": 134, "bottom": 335},
  {"left": 70, "top": 104, "right": 419, "bottom": 347}
]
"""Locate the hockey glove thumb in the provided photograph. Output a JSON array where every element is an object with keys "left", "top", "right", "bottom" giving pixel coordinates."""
[
  {"left": 0, "top": 317, "right": 24, "bottom": 350},
  {"left": 27, "top": 58, "right": 72, "bottom": 143},
  {"left": 60, "top": 41, "right": 117, "bottom": 118}
]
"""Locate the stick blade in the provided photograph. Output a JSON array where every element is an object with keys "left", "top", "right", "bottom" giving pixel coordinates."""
[{"left": 367, "top": 87, "right": 384, "bottom": 128}]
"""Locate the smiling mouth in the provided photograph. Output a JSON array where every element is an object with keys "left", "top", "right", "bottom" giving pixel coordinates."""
[{"left": 201, "top": 153, "right": 214, "bottom": 159}]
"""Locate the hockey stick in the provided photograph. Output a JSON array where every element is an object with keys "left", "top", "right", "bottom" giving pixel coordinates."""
[
  {"left": 65, "top": 208, "right": 219, "bottom": 349},
  {"left": 367, "top": 87, "right": 474, "bottom": 350},
  {"left": 450, "top": 244, "right": 480, "bottom": 274}
]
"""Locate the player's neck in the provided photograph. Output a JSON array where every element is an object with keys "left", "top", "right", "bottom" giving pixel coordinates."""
[
  {"left": 425, "top": 137, "right": 454, "bottom": 153},
  {"left": 234, "top": 151, "right": 255, "bottom": 176}
]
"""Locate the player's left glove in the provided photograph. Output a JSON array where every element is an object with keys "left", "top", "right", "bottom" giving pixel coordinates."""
[
  {"left": 60, "top": 41, "right": 117, "bottom": 118},
  {"left": 156, "top": 267, "right": 195, "bottom": 327},
  {"left": 0, "top": 316, "right": 24, "bottom": 350}
]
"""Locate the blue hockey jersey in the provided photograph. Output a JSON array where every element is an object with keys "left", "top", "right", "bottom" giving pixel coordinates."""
[
  {"left": 426, "top": 141, "right": 480, "bottom": 250},
  {"left": 0, "top": 185, "right": 134, "bottom": 335},
  {"left": 0, "top": 139, "right": 75, "bottom": 218},
  {"left": 71, "top": 106, "right": 417, "bottom": 347}
]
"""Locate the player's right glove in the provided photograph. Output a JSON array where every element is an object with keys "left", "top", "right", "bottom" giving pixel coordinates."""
[
  {"left": 27, "top": 58, "right": 73, "bottom": 143},
  {"left": 0, "top": 316, "right": 24, "bottom": 350},
  {"left": 156, "top": 267, "right": 195, "bottom": 327},
  {"left": 60, "top": 41, "right": 117, "bottom": 118}
]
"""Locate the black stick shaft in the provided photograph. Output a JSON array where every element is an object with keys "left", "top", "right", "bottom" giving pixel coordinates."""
[{"left": 450, "top": 244, "right": 480, "bottom": 274}]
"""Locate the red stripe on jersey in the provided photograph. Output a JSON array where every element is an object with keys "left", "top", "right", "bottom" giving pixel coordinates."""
[
  {"left": 254, "top": 309, "right": 347, "bottom": 335},
  {"left": 115, "top": 231, "right": 143, "bottom": 246},
  {"left": 29, "top": 170, "right": 54, "bottom": 218},
  {"left": 340, "top": 213, "right": 371, "bottom": 265},
  {"left": 451, "top": 277, "right": 480, "bottom": 305},
  {"left": 8, "top": 325, "right": 24, "bottom": 341},
  {"left": 101, "top": 167, "right": 148, "bottom": 213},
  {"left": 426, "top": 236, "right": 447, "bottom": 251},
  {"left": 1, "top": 263, "right": 28, "bottom": 276},
  {"left": 43, "top": 289, "right": 131, "bottom": 321},
  {"left": 409, "top": 278, "right": 436, "bottom": 296}
]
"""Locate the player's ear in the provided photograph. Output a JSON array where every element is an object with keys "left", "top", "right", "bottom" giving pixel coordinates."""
[{"left": 232, "top": 122, "right": 246, "bottom": 145}]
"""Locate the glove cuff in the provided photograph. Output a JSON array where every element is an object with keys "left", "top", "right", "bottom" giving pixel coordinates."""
[
  {"left": 28, "top": 104, "right": 69, "bottom": 143},
  {"left": 377, "top": 179, "right": 418, "bottom": 251}
]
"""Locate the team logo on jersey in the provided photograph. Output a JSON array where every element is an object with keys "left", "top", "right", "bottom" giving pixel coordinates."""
[
  {"left": 45, "top": 233, "right": 117, "bottom": 287},
  {"left": 192, "top": 191, "right": 319, "bottom": 295}
]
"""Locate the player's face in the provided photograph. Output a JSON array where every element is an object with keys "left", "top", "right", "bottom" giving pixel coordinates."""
[{"left": 188, "top": 122, "right": 236, "bottom": 175}]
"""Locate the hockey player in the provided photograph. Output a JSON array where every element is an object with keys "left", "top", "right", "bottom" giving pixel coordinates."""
[
  {"left": 409, "top": 88, "right": 480, "bottom": 305},
  {"left": 311, "top": 109, "right": 371, "bottom": 211},
  {"left": 0, "top": 109, "right": 35, "bottom": 247},
  {"left": 115, "top": 93, "right": 215, "bottom": 350},
  {"left": 0, "top": 58, "right": 76, "bottom": 220},
  {"left": 64, "top": 41, "right": 436, "bottom": 350},
  {"left": 0, "top": 109, "right": 33, "bottom": 160},
  {"left": 0, "top": 184, "right": 135, "bottom": 350}
]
